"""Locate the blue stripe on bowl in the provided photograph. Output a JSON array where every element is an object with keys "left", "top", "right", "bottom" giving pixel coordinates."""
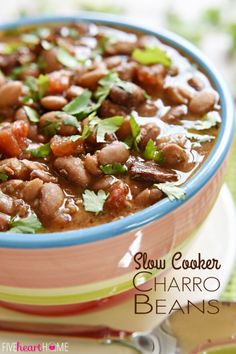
[{"left": 0, "top": 13, "right": 235, "bottom": 249}]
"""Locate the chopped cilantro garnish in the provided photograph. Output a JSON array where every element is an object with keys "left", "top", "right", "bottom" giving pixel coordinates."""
[
  {"left": 23, "top": 106, "right": 39, "bottom": 123},
  {"left": 63, "top": 115, "right": 81, "bottom": 129},
  {"left": 143, "top": 139, "right": 165, "bottom": 163},
  {"left": 154, "top": 183, "right": 186, "bottom": 202},
  {"left": 42, "top": 120, "right": 61, "bottom": 137},
  {"left": 27, "top": 143, "right": 51, "bottom": 158},
  {"left": 57, "top": 47, "right": 79, "bottom": 69},
  {"left": 82, "top": 189, "right": 108, "bottom": 214},
  {"left": 8, "top": 214, "right": 43, "bottom": 234},
  {"left": 129, "top": 115, "right": 141, "bottom": 150},
  {"left": 94, "top": 116, "right": 124, "bottom": 143},
  {"left": 0, "top": 172, "right": 8, "bottom": 182},
  {"left": 100, "top": 162, "right": 127, "bottom": 175},
  {"left": 132, "top": 47, "right": 171, "bottom": 67},
  {"left": 63, "top": 90, "right": 96, "bottom": 118}
]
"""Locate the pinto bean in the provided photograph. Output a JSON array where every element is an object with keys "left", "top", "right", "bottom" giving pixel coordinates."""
[
  {"left": 104, "top": 55, "right": 124, "bottom": 69},
  {"left": 137, "top": 101, "right": 158, "bottom": 117},
  {"left": 0, "top": 158, "right": 30, "bottom": 180},
  {"left": 40, "top": 96, "right": 68, "bottom": 111},
  {"left": 165, "top": 86, "right": 192, "bottom": 105},
  {"left": 109, "top": 83, "right": 145, "bottom": 108},
  {"left": 48, "top": 70, "right": 71, "bottom": 94},
  {"left": 129, "top": 160, "right": 178, "bottom": 183},
  {"left": 98, "top": 142, "right": 130, "bottom": 165},
  {"left": 23, "top": 178, "right": 43, "bottom": 202},
  {"left": 99, "top": 99, "right": 129, "bottom": 118},
  {"left": 92, "top": 176, "right": 117, "bottom": 191},
  {"left": 0, "top": 179, "right": 24, "bottom": 197},
  {"left": 54, "top": 156, "right": 91, "bottom": 188},
  {"left": 188, "top": 76, "right": 205, "bottom": 91},
  {"left": 105, "top": 39, "right": 137, "bottom": 55},
  {"left": 77, "top": 68, "right": 108, "bottom": 90},
  {"left": 136, "top": 64, "right": 166, "bottom": 89},
  {"left": 116, "top": 117, "right": 132, "bottom": 140},
  {"left": 138, "top": 35, "right": 160, "bottom": 49},
  {"left": 0, "top": 212, "right": 10, "bottom": 231},
  {"left": 39, "top": 183, "right": 64, "bottom": 217},
  {"left": 66, "top": 85, "right": 84, "bottom": 100},
  {"left": 39, "top": 111, "right": 78, "bottom": 136},
  {"left": 161, "top": 105, "right": 188, "bottom": 124},
  {"left": 15, "top": 107, "right": 30, "bottom": 124},
  {"left": 134, "top": 188, "right": 163, "bottom": 206},
  {"left": 84, "top": 154, "right": 102, "bottom": 176},
  {"left": 161, "top": 143, "right": 188, "bottom": 166},
  {"left": 0, "top": 81, "right": 23, "bottom": 108},
  {"left": 0, "top": 191, "right": 15, "bottom": 215},
  {"left": 41, "top": 48, "right": 62, "bottom": 73},
  {"left": 116, "top": 61, "right": 138, "bottom": 81},
  {"left": 30, "top": 169, "right": 58, "bottom": 183},
  {"left": 189, "top": 91, "right": 216, "bottom": 115},
  {"left": 139, "top": 123, "right": 160, "bottom": 149}
]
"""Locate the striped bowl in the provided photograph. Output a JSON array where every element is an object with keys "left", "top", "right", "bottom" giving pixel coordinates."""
[{"left": 0, "top": 14, "right": 234, "bottom": 316}]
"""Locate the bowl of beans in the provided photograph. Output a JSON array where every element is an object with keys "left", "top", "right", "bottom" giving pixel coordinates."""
[{"left": 0, "top": 14, "right": 234, "bottom": 315}]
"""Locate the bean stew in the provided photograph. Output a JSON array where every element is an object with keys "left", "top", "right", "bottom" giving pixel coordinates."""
[{"left": 0, "top": 22, "right": 221, "bottom": 233}]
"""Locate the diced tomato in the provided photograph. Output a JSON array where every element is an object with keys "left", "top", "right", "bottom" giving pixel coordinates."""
[
  {"left": 50, "top": 136, "right": 85, "bottom": 157},
  {"left": 48, "top": 70, "right": 71, "bottom": 94},
  {"left": 105, "top": 181, "right": 129, "bottom": 210},
  {"left": 0, "top": 121, "right": 29, "bottom": 157}
]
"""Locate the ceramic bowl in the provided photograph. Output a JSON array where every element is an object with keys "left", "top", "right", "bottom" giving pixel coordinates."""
[{"left": 0, "top": 14, "right": 234, "bottom": 316}]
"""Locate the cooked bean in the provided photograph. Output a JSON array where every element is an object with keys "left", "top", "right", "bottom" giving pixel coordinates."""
[
  {"left": 136, "top": 64, "right": 166, "bottom": 89},
  {"left": 137, "top": 101, "right": 158, "bottom": 117},
  {"left": 41, "top": 48, "right": 62, "bottom": 73},
  {"left": 39, "top": 183, "right": 64, "bottom": 217},
  {"left": 165, "top": 86, "right": 192, "bottom": 105},
  {"left": 99, "top": 99, "right": 129, "bottom": 118},
  {"left": 48, "top": 70, "right": 71, "bottom": 94},
  {"left": 161, "top": 105, "right": 188, "bottom": 124},
  {"left": 139, "top": 123, "right": 160, "bottom": 149},
  {"left": 161, "top": 143, "right": 188, "bottom": 166},
  {"left": 105, "top": 181, "right": 129, "bottom": 210},
  {"left": 84, "top": 154, "right": 102, "bottom": 176},
  {"left": 54, "top": 156, "right": 91, "bottom": 188},
  {"left": 135, "top": 188, "right": 162, "bottom": 206},
  {"left": 30, "top": 169, "right": 58, "bottom": 183},
  {"left": 15, "top": 107, "right": 30, "bottom": 124},
  {"left": 188, "top": 76, "right": 205, "bottom": 91},
  {"left": 40, "top": 96, "right": 68, "bottom": 111},
  {"left": 105, "top": 39, "right": 137, "bottom": 55},
  {"left": 77, "top": 68, "right": 108, "bottom": 90},
  {"left": 0, "top": 158, "right": 30, "bottom": 180},
  {"left": 116, "top": 117, "right": 132, "bottom": 140},
  {"left": 66, "top": 85, "right": 84, "bottom": 100},
  {"left": 116, "top": 61, "right": 138, "bottom": 81},
  {"left": 0, "top": 179, "right": 24, "bottom": 197},
  {"left": 39, "top": 111, "right": 78, "bottom": 136},
  {"left": 98, "top": 142, "right": 130, "bottom": 165},
  {"left": 129, "top": 160, "right": 178, "bottom": 183},
  {"left": 0, "top": 212, "right": 10, "bottom": 231},
  {"left": 189, "top": 91, "right": 216, "bottom": 115},
  {"left": 109, "top": 83, "right": 145, "bottom": 108},
  {"left": 0, "top": 191, "right": 15, "bottom": 215},
  {"left": 23, "top": 178, "right": 43, "bottom": 202},
  {"left": 92, "top": 176, "right": 117, "bottom": 191},
  {"left": 0, "top": 81, "right": 23, "bottom": 108},
  {"left": 104, "top": 55, "right": 124, "bottom": 69},
  {"left": 138, "top": 35, "right": 160, "bottom": 49}
]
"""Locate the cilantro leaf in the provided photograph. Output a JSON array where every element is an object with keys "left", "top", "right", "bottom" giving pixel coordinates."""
[
  {"left": 154, "top": 182, "right": 186, "bottom": 202},
  {"left": 95, "top": 71, "right": 133, "bottom": 104},
  {"left": 57, "top": 47, "right": 79, "bottom": 69},
  {"left": 187, "top": 132, "right": 215, "bottom": 143},
  {"left": 63, "top": 90, "right": 96, "bottom": 118},
  {"left": 23, "top": 106, "right": 39, "bottom": 123},
  {"left": 143, "top": 139, "right": 165, "bottom": 163},
  {"left": 82, "top": 189, "right": 108, "bottom": 214},
  {"left": 81, "top": 124, "right": 92, "bottom": 140},
  {"left": 27, "top": 143, "right": 51, "bottom": 158},
  {"left": 129, "top": 115, "right": 141, "bottom": 150},
  {"left": 0, "top": 172, "right": 8, "bottom": 182},
  {"left": 95, "top": 116, "right": 124, "bottom": 142},
  {"left": 37, "top": 74, "right": 50, "bottom": 99},
  {"left": 182, "top": 112, "right": 221, "bottom": 130},
  {"left": 24, "top": 74, "right": 49, "bottom": 101},
  {"left": 63, "top": 115, "right": 81, "bottom": 129},
  {"left": 8, "top": 214, "right": 43, "bottom": 234},
  {"left": 132, "top": 47, "right": 171, "bottom": 67},
  {"left": 100, "top": 162, "right": 127, "bottom": 175},
  {"left": 42, "top": 120, "right": 61, "bottom": 137}
]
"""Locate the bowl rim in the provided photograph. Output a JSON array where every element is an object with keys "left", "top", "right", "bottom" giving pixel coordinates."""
[{"left": 0, "top": 13, "right": 234, "bottom": 249}]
